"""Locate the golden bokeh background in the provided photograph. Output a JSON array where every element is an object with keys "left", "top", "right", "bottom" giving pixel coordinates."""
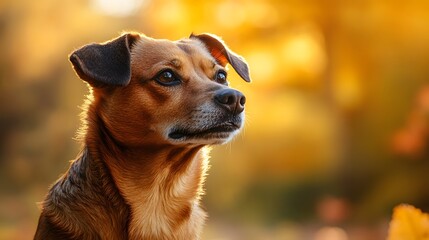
[{"left": 1, "top": 0, "right": 429, "bottom": 239}]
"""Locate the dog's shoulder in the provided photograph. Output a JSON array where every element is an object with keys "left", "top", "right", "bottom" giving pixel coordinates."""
[{"left": 36, "top": 149, "right": 130, "bottom": 239}]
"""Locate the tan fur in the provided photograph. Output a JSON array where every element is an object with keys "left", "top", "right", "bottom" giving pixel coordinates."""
[
  {"left": 35, "top": 32, "right": 249, "bottom": 240},
  {"left": 95, "top": 38, "right": 222, "bottom": 239}
]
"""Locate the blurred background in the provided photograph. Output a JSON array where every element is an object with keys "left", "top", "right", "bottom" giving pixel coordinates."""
[{"left": 1, "top": 0, "right": 429, "bottom": 239}]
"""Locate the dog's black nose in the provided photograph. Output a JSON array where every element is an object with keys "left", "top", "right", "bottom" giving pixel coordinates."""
[{"left": 214, "top": 89, "right": 246, "bottom": 114}]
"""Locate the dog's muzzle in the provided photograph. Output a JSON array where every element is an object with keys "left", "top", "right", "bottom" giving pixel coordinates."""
[{"left": 167, "top": 88, "right": 246, "bottom": 144}]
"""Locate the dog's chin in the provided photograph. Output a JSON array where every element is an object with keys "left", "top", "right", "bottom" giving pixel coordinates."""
[{"left": 167, "top": 123, "right": 241, "bottom": 145}]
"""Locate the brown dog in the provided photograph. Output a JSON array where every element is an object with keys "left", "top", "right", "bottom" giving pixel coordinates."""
[{"left": 34, "top": 32, "right": 250, "bottom": 240}]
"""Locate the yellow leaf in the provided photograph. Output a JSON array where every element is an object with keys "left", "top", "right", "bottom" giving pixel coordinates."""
[{"left": 387, "top": 204, "right": 429, "bottom": 240}]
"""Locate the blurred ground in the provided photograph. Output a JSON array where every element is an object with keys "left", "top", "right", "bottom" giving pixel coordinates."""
[{"left": 1, "top": 0, "right": 429, "bottom": 239}]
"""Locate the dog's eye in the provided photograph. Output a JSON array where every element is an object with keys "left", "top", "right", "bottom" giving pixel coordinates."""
[
  {"left": 155, "top": 70, "right": 181, "bottom": 86},
  {"left": 215, "top": 70, "right": 228, "bottom": 84}
]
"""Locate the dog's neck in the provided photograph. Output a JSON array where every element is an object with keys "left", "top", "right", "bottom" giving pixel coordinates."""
[{"left": 84, "top": 104, "right": 208, "bottom": 239}]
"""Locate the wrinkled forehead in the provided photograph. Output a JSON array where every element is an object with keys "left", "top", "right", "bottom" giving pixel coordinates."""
[
  {"left": 130, "top": 37, "right": 217, "bottom": 72},
  {"left": 176, "top": 38, "right": 215, "bottom": 62}
]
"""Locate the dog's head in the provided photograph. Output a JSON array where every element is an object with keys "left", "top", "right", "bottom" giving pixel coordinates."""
[{"left": 70, "top": 33, "right": 250, "bottom": 147}]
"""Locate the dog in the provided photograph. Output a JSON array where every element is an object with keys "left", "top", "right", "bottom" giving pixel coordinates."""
[{"left": 34, "top": 32, "right": 250, "bottom": 240}]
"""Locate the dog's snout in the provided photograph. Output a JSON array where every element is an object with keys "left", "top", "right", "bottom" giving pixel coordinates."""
[{"left": 214, "top": 89, "right": 246, "bottom": 114}]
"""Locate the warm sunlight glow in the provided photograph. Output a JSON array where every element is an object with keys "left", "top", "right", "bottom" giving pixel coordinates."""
[
  {"left": 246, "top": 50, "right": 277, "bottom": 82},
  {"left": 158, "top": 1, "right": 186, "bottom": 25},
  {"left": 247, "top": 2, "right": 279, "bottom": 28},
  {"left": 4, "top": 0, "right": 429, "bottom": 239},
  {"left": 91, "top": 0, "right": 145, "bottom": 17},
  {"left": 281, "top": 29, "right": 326, "bottom": 79},
  {"left": 215, "top": 1, "right": 246, "bottom": 28},
  {"left": 333, "top": 67, "right": 362, "bottom": 110}
]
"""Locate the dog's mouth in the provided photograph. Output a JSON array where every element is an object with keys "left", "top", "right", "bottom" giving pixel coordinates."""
[{"left": 168, "top": 121, "right": 241, "bottom": 141}]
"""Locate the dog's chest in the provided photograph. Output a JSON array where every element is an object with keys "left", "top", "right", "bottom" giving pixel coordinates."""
[
  {"left": 124, "top": 159, "right": 207, "bottom": 240},
  {"left": 129, "top": 197, "right": 206, "bottom": 240}
]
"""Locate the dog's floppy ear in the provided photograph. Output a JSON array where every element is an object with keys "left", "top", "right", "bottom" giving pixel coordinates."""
[
  {"left": 69, "top": 33, "right": 140, "bottom": 87},
  {"left": 190, "top": 33, "right": 251, "bottom": 83}
]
